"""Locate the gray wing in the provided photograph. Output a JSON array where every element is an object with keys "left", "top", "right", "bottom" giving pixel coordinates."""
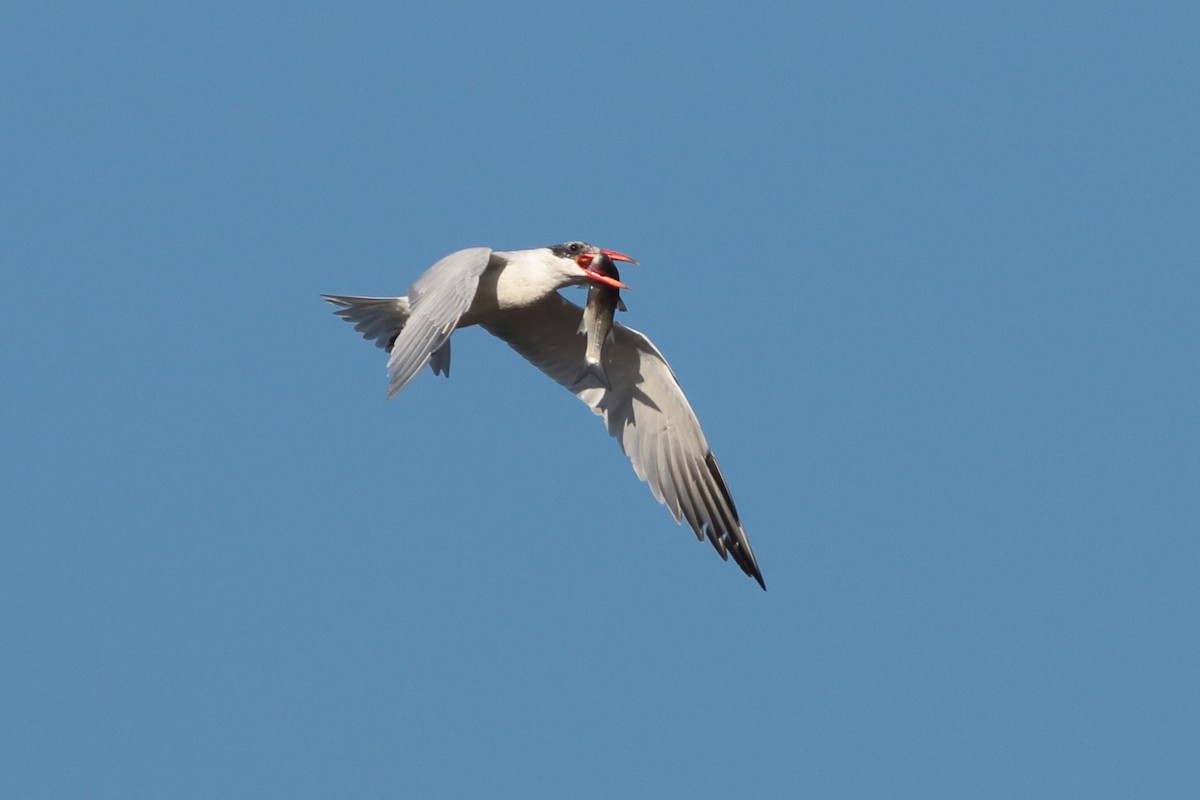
[
  {"left": 386, "top": 247, "right": 492, "bottom": 398},
  {"left": 483, "top": 293, "right": 765, "bottom": 589}
]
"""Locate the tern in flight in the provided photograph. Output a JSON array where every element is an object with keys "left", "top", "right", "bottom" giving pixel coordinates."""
[{"left": 323, "top": 242, "right": 764, "bottom": 588}]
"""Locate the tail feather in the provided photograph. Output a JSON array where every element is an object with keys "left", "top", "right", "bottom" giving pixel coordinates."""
[{"left": 322, "top": 294, "right": 410, "bottom": 352}]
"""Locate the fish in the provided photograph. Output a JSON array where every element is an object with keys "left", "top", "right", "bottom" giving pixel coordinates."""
[{"left": 576, "top": 252, "right": 627, "bottom": 390}]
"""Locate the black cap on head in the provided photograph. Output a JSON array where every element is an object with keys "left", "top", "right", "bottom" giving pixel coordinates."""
[{"left": 549, "top": 241, "right": 596, "bottom": 259}]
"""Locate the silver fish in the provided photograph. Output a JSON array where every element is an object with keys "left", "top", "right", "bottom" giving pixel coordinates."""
[{"left": 576, "top": 253, "right": 627, "bottom": 389}]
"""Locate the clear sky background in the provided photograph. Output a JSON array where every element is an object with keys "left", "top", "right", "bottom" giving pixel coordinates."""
[{"left": 2, "top": 2, "right": 1197, "bottom": 798}]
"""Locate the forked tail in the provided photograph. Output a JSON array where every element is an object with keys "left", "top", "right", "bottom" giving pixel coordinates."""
[{"left": 321, "top": 294, "right": 411, "bottom": 352}]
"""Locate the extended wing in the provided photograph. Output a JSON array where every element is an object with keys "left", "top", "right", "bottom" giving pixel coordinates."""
[
  {"left": 483, "top": 293, "right": 764, "bottom": 588},
  {"left": 385, "top": 247, "right": 492, "bottom": 397}
]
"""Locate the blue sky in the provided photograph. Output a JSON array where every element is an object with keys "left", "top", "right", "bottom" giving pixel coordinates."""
[{"left": 2, "top": 2, "right": 1197, "bottom": 797}]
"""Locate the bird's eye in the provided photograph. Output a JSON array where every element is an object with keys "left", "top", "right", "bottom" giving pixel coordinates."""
[{"left": 569, "top": 243, "right": 581, "bottom": 253}]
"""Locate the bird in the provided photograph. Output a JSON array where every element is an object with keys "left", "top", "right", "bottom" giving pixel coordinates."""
[{"left": 322, "top": 242, "right": 765, "bottom": 589}]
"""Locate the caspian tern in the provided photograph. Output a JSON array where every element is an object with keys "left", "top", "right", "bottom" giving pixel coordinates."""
[{"left": 323, "top": 243, "right": 765, "bottom": 589}]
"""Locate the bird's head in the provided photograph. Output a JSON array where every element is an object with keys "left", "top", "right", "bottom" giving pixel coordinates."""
[{"left": 548, "top": 241, "right": 636, "bottom": 289}]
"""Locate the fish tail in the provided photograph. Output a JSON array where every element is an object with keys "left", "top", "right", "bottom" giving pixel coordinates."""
[{"left": 574, "top": 360, "right": 612, "bottom": 390}]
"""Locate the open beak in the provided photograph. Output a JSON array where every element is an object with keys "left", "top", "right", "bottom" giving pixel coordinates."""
[
  {"left": 583, "top": 267, "right": 629, "bottom": 289},
  {"left": 600, "top": 248, "right": 638, "bottom": 265},
  {"left": 576, "top": 251, "right": 632, "bottom": 289}
]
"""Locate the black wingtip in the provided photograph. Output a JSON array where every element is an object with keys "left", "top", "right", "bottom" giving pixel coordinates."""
[
  {"left": 731, "top": 541, "right": 765, "bottom": 590},
  {"left": 737, "top": 550, "right": 766, "bottom": 590}
]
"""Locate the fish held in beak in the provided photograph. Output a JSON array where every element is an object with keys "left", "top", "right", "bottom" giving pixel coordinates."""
[{"left": 575, "top": 253, "right": 627, "bottom": 390}]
